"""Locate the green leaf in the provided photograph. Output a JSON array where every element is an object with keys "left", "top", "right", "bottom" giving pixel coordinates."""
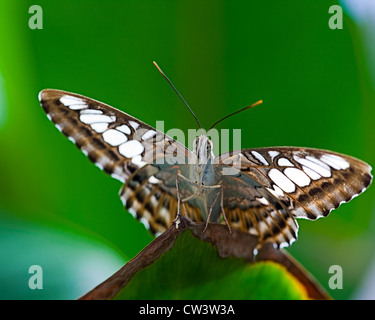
[
  {"left": 81, "top": 220, "right": 327, "bottom": 300},
  {"left": 114, "top": 230, "right": 307, "bottom": 300}
]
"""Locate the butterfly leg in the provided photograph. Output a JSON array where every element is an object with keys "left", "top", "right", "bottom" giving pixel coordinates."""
[
  {"left": 176, "top": 172, "right": 200, "bottom": 202},
  {"left": 203, "top": 187, "right": 231, "bottom": 234},
  {"left": 174, "top": 172, "right": 191, "bottom": 229},
  {"left": 174, "top": 173, "right": 183, "bottom": 229},
  {"left": 203, "top": 189, "right": 221, "bottom": 232},
  {"left": 176, "top": 172, "right": 221, "bottom": 201},
  {"left": 220, "top": 188, "right": 232, "bottom": 234}
]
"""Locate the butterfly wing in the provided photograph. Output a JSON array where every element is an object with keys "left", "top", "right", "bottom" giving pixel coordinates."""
[
  {"left": 118, "top": 163, "right": 204, "bottom": 234},
  {"left": 215, "top": 147, "right": 372, "bottom": 247},
  {"left": 39, "top": 89, "right": 190, "bottom": 181},
  {"left": 39, "top": 89, "right": 198, "bottom": 232}
]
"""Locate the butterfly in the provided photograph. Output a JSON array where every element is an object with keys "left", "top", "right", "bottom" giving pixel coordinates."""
[{"left": 39, "top": 71, "right": 372, "bottom": 249}]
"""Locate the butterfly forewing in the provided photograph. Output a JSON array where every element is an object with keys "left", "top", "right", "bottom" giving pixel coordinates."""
[
  {"left": 215, "top": 147, "right": 372, "bottom": 247},
  {"left": 39, "top": 89, "right": 190, "bottom": 183}
]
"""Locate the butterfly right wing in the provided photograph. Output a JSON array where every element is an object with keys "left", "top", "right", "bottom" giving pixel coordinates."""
[{"left": 215, "top": 147, "right": 372, "bottom": 247}]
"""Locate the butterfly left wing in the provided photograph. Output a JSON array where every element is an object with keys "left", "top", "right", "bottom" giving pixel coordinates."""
[
  {"left": 215, "top": 147, "right": 372, "bottom": 247},
  {"left": 39, "top": 89, "right": 191, "bottom": 182},
  {"left": 40, "top": 89, "right": 200, "bottom": 233}
]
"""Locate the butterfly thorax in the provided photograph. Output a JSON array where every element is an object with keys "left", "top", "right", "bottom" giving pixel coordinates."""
[
  {"left": 191, "top": 135, "right": 217, "bottom": 186},
  {"left": 174, "top": 135, "right": 221, "bottom": 222}
]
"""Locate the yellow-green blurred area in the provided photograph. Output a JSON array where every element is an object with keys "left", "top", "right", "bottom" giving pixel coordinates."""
[{"left": 0, "top": 0, "right": 374, "bottom": 299}]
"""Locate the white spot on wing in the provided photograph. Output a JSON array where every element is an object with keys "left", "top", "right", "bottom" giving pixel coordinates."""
[
  {"left": 90, "top": 122, "right": 108, "bottom": 133},
  {"left": 294, "top": 156, "right": 331, "bottom": 178},
  {"left": 80, "top": 109, "right": 103, "bottom": 114},
  {"left": 60, "top": 96, "right": 87, "bottom": 110},
  {"left": 95, "top": 162, "right": 104, "bottom": 170},
  {"left": 131, "top": 155, "right": 147, "bottom": 167},
  {"left": 307, "top": 202, "right": 321, "bottom": 217},
  {"left": 293, "top": 206, "right": 309, "bottom": 219},
  {"left": 142, "top": 130, "right": 157, "bottom": 141},
  {"left": 278, "top": 158, "right": 294, "bottom": 167},
  {"left": 68, "top": 104, "right": 88, "bottom": 110},
  {"left": 129, "top": 121, "right": 139, "bottom": 130},
  {"left": 306, "top": 156, "right": 331, "bottom": 171},
  {"left": 266, "top": 185, "right": 285, "bottom": 198},
  {"left": 251, "top": 151, "right": 269, "bottom": 165},
  {"left": 128, "top": 207, "right": 137, "bottom": 218},
  {"left": 320, "top": 154, "right": 350, "bottom": 170},
  {"left": 140, "top": 217, "right": 150, "bottom": 230},
  {"left": 102, "top": 129, "right": 128, "bottom": 146},
  {"left": 60, "top": 96, "right": 84, "bottom": 104},
  {"left": 148, "top": 175, "right": 160, "bottom": 184},
  {"left": 268, "top": 168, "right": 296, "bottom": 193},
  {"left": 122, "top": 188, "right": 132, "bottom": 202},
  {"left": 284, "top": 168, "right": 311, "bottom": 187},
  {"left": 319, "top": 155, "right": 341, "bottom": 170},
  {"left": 258, "top": 221, "right": 269, "bottom": 233},
  {"left": 116, "top": 124, "right": 131, "bottom": 134},
  {"left": 111, "top": 173, "right": 126, "bottom": 183},
  {"left": 302, "top": 165, "right": 321, "bottom": 180},
  {"left": 118, "top": 140, "right": 145, "bottom": 158},
  {"left": 80, "top": 114, "right": 116, "bottom": 124},
  {"left": 268, "top": 151, "right": 280, "bottom": 161},
  {"left": 256, "top": 197, "right": 269, "bottom": 205},
  {"left": 159, "top": 207, "right": 170, "bottom": 221}
]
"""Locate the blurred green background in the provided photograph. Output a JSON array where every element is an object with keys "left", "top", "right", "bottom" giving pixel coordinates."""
[{"left": 0, "top": 0, "right": 374, "bottom": 299}]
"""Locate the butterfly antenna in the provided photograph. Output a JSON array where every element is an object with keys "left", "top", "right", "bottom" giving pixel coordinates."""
[
  {"left": 207, "top": 100, "right": 263, "bottom": 133},
  {"left": 153, "top": 61, "right": 203, "bottom": 130}
]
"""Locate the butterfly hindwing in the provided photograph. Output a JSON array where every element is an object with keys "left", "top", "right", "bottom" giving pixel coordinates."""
[{"left": 119, "top": 164, "right": 204, "bottom": 234}]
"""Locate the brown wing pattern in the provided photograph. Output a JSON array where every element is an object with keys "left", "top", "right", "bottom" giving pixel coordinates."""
[
  {"left": 39, "top": 89, "right": 198, "bottom": 234},
  {"left": 216, "top": 147, "right": 372, "bottom": 247},
  {"left": 39, "top": 89, "right": 190, "bottom": 182},
  {"left": 119, "top": 164, "right": 204, "bottom": 234}
]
